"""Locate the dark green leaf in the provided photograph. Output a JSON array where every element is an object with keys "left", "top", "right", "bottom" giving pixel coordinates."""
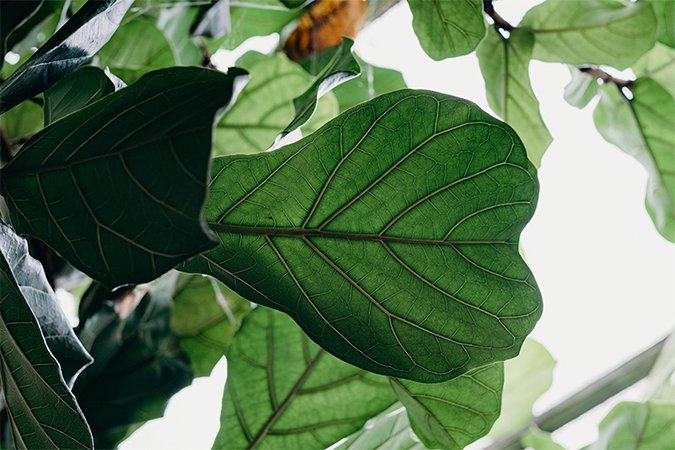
[
  {"left": 0, "top": 0, "right": 134, "bottom": 114},
  {"left": 593, "top": 78, "right": 675, "bottom": 242},
  {"left": 0, "top": 222, "right": 92, "bottom": 384},
  {"left": 280, "top": 0, "right": 308, "bottom": 8},
  {"left": 171, "top": 273, "right": 251, "bottom": 377},
  {"left": 587, "top": 402, "right": 675, "bottom": 450},
  {"left": 490, "top": 339, "right": 555, "bottom": 437},
  {"left": 214, "top": 53, "right": 338, "bottom": 155},
  {"left": 97, "top": 18, "right": 176, "bottom": 84},
  {"left": 0, "top": 224, "right": 93, "bottom": 449},
  {"left": 652, "top": 0, "right": 675, "bottom": 48},
  {"left": 476, "top": 27, "right": 551, "bottom": 167},
  {"left": 215, "top": 307, "right": 396, "bottom": 449},
  {"left": 391, "top": 363, "right": 503, "bottom": 449},
  {"left": 181, "top": 89, "right": 542, "bottom": 382},
  {"left": 0, "top": 0, "right": 58, "bottom": 68},
  {"left": 564, "top": 67, "right": 600, "bottom": 109},
  {"left": 334, "top": 408, "right": 424, "bottom": 450},
  {"left": 43, "top": 66, "right": 115, "bottom": 125},
  {"left": 73, "top": 285, "right": 193, "bottom": 449},
  {"left": 333, "top": 57, "right": 407, "bottom": 112},
  {"left": 1, "top": 67, "right": 248, "bottom": 288},
  {"left": 283, "top": 37, "right": 360, "bottom": 136},
  {"left": 521, "top": 0, "right": 657, "bottom": 69},
  {"left": 407, "top": 0, "right": 485, "bottom": 60}
]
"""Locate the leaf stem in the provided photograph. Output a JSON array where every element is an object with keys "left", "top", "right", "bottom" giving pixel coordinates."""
[
  {"left": 579, "top": 67, "right": 633, "bottom": 89},
  {"left": 483, "top": 0, "right": 514, "bottom": 32},
  {"left": 483, "top": 337, "right": 667, "bottom": 450}
]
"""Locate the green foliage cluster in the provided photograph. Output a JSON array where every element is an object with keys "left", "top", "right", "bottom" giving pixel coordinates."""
[{"left": 0, "top": 0, "right": 673, "bottom": 449}]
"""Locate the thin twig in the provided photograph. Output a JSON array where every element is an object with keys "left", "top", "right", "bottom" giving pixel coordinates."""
[
  {"left": 579, "top": 66, "right": 633, "bottom": 88},
  {"left": 483, "top": 0, "right": 514, "bottom": 32}
]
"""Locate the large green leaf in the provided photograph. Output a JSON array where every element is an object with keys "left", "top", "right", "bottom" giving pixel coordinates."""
[
  {"left": 0, "top": 226, "right": 92, "bottom": 449},
  {"left": 587, "top": 401, "right": 675, "bottom": 450},
  {"left": 215, "top": 307, "right": 396, "bottom": 449},
  {"left": 1, "top": 67, "right": 248, "bottom": 288},
  {"left": 564, "top": 66, "right": 600, "bottom": 109},
  {"left": 391, "top": 363, "right": 503, "bottom": 449},
  {"left": 652, "top": 0, "right": 675, "bottom": 48},
  {"left": 476, "top": 27, "right": 552, "bottom": 167},
  {"left": 283, "top": 38, "right": 360, "bottom": 136},
  {"left": 633, "top": 44, "right": 675, "bottom": 98},
  {"left": 181, "top": 89, "right": 542, "bottom": 382},
  {"left": 0, "top": 222, "right": 92, "bottom": 384},
  {"left": 407, "top": 0, "right": 485, "bottom": 60},
  {"left": 593, "top": 78, "right": 675, "bottom": 242},
  {"left": 490, "top": 339, "right": 555, "bottom": 437},
  {"left": 521, "top": 0, "right": 657, "bottom": 69},
  {"left": 43, "top": 66, "right": 115, "bottom": 125},
  {"left": 334, "top": 408, "right": 424, "bottom": 450},
  {"left": 214, "top": 53, "right": 337, "bottom": 155},
  {"left": 171, "top": 273, "right": 252, "bottom": 377},
  {"left": 97, "top": 18, "right": 176, "bottom": 84},
  {"left": 0, "top": 0, "right": 133, "bottom": 114},
  {"left": 333, "top": 57, "right": 407, "bottom": 112},
  {"left": 73, "top": 285, "right": 193, "bottom": 449}
]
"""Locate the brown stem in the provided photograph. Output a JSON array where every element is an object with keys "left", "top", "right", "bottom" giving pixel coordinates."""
[
  {"left": 483, "top": 0, "right": 514, "bottom": 32},
  {"left": 579, "top": 66, "right": 633, "bottom": 89}
]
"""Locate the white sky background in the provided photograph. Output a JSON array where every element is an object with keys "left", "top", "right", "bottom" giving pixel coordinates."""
[{"left": 121, "top": 1, "right": 675, "bottom": 449}]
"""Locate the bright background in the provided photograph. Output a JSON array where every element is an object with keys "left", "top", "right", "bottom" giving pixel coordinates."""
[{"left": 120, "top": 1, "right": 675, "bottom": 448}]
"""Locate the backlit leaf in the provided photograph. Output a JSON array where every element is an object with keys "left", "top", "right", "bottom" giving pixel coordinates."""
[
  {"left": 633, "top": 44, "right": 675, "bottom": 98},
  {"left": 1, "top": 67, "right": 248, "bottom": 288},
  {"left": 333, "top": 408, "right": 424, "bottom": 450},
  {"left": 652, "top": 0, "right": 675, "bottom": 48},
  {"left": 521, "top": 0, "right": 657, "bottom": 69},
  {"left": 564, "top": 66, "right": 600, "bottom": 109},
  {"left": 333, "top": 57, "right": 407, "bottom": 112},
  {"left": 476, "top": 27, "right": 552, "bottom": 167},
  {"left": 181, "top": 89, "right": 542, "bottom": 382}
]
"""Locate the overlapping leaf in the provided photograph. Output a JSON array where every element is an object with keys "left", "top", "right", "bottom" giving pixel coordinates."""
[
  {"left": 593, "top": 78, "right": 675, "bottom": 242},
  {"left": 0, "top": 225, "right": 93, "bottom": 449},
  {"left": 564, "top": 67, "right": 600, "bottom": 109},
  {"left": 0, "top": 0, "right": 133, "bottom": 113},
  {"left": 407, "top": 0, "right": 485, "bottom": 60},
  {"left": 171, "top": 273, "right": 252, "bottom": 377},
  {"left": 391, "top": 363, "right": 503, "bottom": 449},
  {"left": 333, "top": 57, "right": 407, "bottom": 112},
  {"left": 477, "top": 27, "right": 552, "bottom": 167},
  {"left": 652, "top": 0, "right": 675, "bottom": 48},
  {"left": 334, "top": 407, "right": 424, "bottom": 450},
  {"left": 521, "top": 0, "right": 657, "bottom": 69},
  {"left": 215, "top": 307, "right": 396, "bottom": 449},
  {"left": 181, "top": 89, "right": 542, "bottom": 382},
  {"left": 633, "top": 44, "right": 675, "bottom": 98},
  {"left": 1, "top": 67, "right": 248, "bottom": 288}
]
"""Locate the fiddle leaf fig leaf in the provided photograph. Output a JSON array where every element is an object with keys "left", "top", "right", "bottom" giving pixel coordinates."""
[
  {"left": 333, "top": 57, "right": 407, "bottom": 112},
  {"left": 282, "top": 37, "right": 360, "bottom": 137},
  {"left": 333, "top": 407, "right": 424, "bottom": 450},
  {"left": 0, "top": 0, "right": 134, "bottom": 114},
  {"left": 43, "top": 66, "right": 115, "bottom": 125},
  {"left": 476, "top": 27, "right": 552, "bottom": 167},
  {"left": 214, "top": 53, "right": 338, "bottom": 155},
  {"left": 391, "top": 363, "right": 503, "bottom": 449},
  {"left": 564, "top": 67, "right": 600, "bottom": 109},
  {"left": 0, "top": 225, "right": 93, "bottom": 450},
  {"left": 407, "top": 0, "right": 485, "bottom": 60},
  {"left": 215, "top": 307, "right": 397, "bottom": 449},
  {"left": 0, "top": 222, "right": 93, "bottom": 385},
  {"left": 181, "top": 89, "right": 542, "bottom": 382},
  {"left": 0, "top": 67, "right": 249, "bottom": 289},
  {"left": 652, "top": 0, "right": 675, "bottom": 48},
  {"left": 587, "top": 402, "right": 675, "bottom": 450},
  {"left": 633, "top": 44, "right": 675, "bottom": 98},
  {"left": 171, "top": 273, "right": 252, "bottom": 377},
  {"left": 521, "top": 0, "right": 657, "bottom": 70},
  {"left": 593, "top": 78, "right": 675, "bottom": 242}
]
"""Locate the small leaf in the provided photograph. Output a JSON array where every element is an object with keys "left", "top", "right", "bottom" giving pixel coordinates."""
[
  {"left": 0, "top": 0, "right": 134, "bottom": 114},
  {"left": 73, "top": 285, "right": 193, "bottom": 449},
  {"left": 333, "top": 57, "right": 407, "bottom": 112},
  {"left": 490, "top": 339, "right": 556, "bottom": 437},
  {"left": 215, "top": 306, "right": 396, "bottom": 449},
  {"left": 407, "top": 0, "right": 485, "bottom": 60},
  {"left": 282, "top": 37, "right": 360, "bottom": 137},
  {"left": 171, "top": 273, "right": 252, "bottom": 377},
  {"left": 214, "top": 53, "right": 338, "bottom": 155},
  {"left": 391, "top": 363, "right": 503, "bottom": 449},
  {"left": 652, "top": 0, "right": 675, "bottom": 48},
  {"left": 43, "top": 66, "right": 115, "bottom": 125},
  {"left": 181, "top": 89, "right": 542, "bottom": 382},
  {"left": 587, "top": 402, "right": 675, "bottom": 450},
  {"left": 334, "top": 407, "right": 424, "bottom": 450},
  {"left": 564, "top": 66, "right": 600, "bottom": 109},
  {"left": 476, "top": 27, "right": 552, "bottom": 167},
  {"left": 521, "top": 0, "right": 657, "bottom": 69},
  {"left": 97, "top": 18, "right": 177, "bottom": 84},
  {"left": 0, "top": 222, "right": 92, "bottom": 385},
  {"left": 1, "top": 67, "right": 248, "bottom": 288},
  {"left": 593, "top": 78, "right": 675, "bottom": 242},
  {"left": 0, "top": 224, "right": 93, "bottom": 449}
]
